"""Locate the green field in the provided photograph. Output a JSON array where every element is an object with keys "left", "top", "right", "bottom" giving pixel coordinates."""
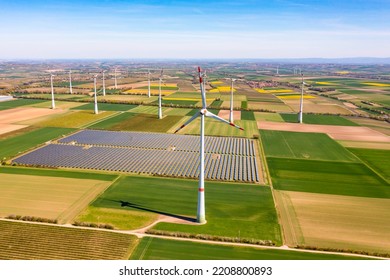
[
  {"left": 179, "top": 119, "right": 258, "bottom": 138},
  {"left": 254, "top": 112, "right": 284, "bottom": 122},
  {"left": 129, "top": 105, "right": 171, "bottom": 114},
  {"left": 348, "top": 148, "right": 390, "bottom": 181},
  {"left": 155, "top": 99, "right": 198, "bottom": 106},
  {"left": 92, "top": 176, "right": 281, "bottom": 244},
  {"left": 164, "top": 108, "right": 194, "bottom": 116},
  {"left": 0, "top": 166, "right": 117, "bottom": 181},
  {"left": 36, "top": 110, "right": 115, "bottom": 128},
  {"left": 268, "top": 158, "right": 390, "bottom": 198},
  {"left": 260, "top": 130, "right": 359, "bottom": 162},
  {"left": 240, "top": 111, "right": 256, "bottom": 121},
  {"left": 210, "top": 100, "right": 223, "bottom": 108},
  {"left": 0, "top": 220, "right": 137, "bottom": 259},
  {"left": 87, "top": 112, "right": 136, "bottom": 130},
  {"left": 280, "top": 113, "right": 359, "bottom": 126},
  {"left": 106, "top": 114, "right": 184, "bottom": 132},
  {"left": 130, "top": 237, "right": 368, "bottom": 260},
  {"left": 1, "top": 127, "right": 74, "bottom": 160},
  {"left": 0, "top": 99, "right": 47, "bottom": 110},
  {"left": 72, "top": 103, "right": 137, "bottom": 111}
]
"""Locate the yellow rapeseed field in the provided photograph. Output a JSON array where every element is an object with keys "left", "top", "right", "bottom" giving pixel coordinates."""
[
  {"left": 277, "top": 95, "right": 315, "bottom": 99},
  {"left": 210, "top": 81, "right": 223, "bottom": 85},
  {"left": 163, "top": 97, "right": 214, "bottom": 101},
  {"left": 336, "top": 71, "right": 349, "bottom": 74},
  {"left": 363, "top": 82, "right": 390, "bottom": 87},
  {"left": 217, "top": 86, "right": 235, "bottom": 92},
  {"left": 255, "top": 88, "right": 293, "bottom": 94},
  {"left": 316, "top": 81, "right": 337, "bottom": 85}
]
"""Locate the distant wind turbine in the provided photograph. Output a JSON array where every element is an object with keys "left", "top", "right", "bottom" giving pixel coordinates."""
[
  {"left": 228, "top": 78, "right": 237, "bottom": 123},
  {"left": 102, "top": 70, "right": 106, "bottom": 96},
  {"left": 276, "top": 66, "right": 279, "bottom": 75},
  {"left": 158, "top": 69, "right": 163, "bottom": 119},
  {"left": 114, "top": 67, "right": 118, "bottom": 89},
  {"left": 93, "top": 74, "right": 99, "bottom": 114},
  {"left": 147, "top": 69, "right": 151, "bottom": 98},
  {"left": 50, "top": 73, "right": 55, "bottom": 109},
  {"left": 69, "top": 70, "right": 73, "bottom": 94},
  {"left": 298, "top": 73, "right": 308, "bottom": 124},
  {"left": 174, "top": 66, "right": 244, "bottom": 224}
]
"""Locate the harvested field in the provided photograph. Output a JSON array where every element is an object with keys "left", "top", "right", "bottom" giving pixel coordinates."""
[
  {"left": 32, "top": 101, "right": 83, "bottom": 110},
  {"left": 99, "top": 95, "right": 157, "bottom": 103},
  {"left": 73, "top": 103, "right": 137, "bottom": 111},
  {"left": 274, "top": 190, "right": 390, "bottom": 253},
  {"left": 0, "top": 124, "right": 28, "bottom": 135},
  {"left": 24, "top": 87, "right": 92, "bottom": 94},
  {"left": 217, "top": 110, "right": 241, "bottom": 120},
  {"left": 0, "top": 107, "right": 64, "bottom": 124},
  {"left": 0, "top": 173, "right": 112, "bottom": 223},
  {"left": 258, "top": 121, "right": 390, "bottom": 142},
  {"left": 0, "top": 220, "right": 137, "bottom": 259},
  {"left": 344, "top": 117, "right": 390, "bottom": 136}
]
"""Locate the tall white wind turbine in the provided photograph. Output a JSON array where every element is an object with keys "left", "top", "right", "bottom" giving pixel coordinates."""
[
  {"left": 69, "top": 70, "right": 73, "bottom": 94},
  {"left": 93, "top": 74, "right": 99, "bottom": 114},
  {"left": 158, "top": 69, "right": 163, "bottom": 119},
  {"left": 298, "top": 73, "right": 308, "bottom": 124},
  {"left": 174, "top": 67, "right": 244, "bottom": 224},
  {"left": 229, "top": 78, "right": 236, "bottom": 123},
  {"left": 147, "top": 69, "right": 151, "bottom": 98},
  {"left": 50, "top": 74, "right": 56, "bottom": 109},
  {"left": 102, "top": 70, "right": 106, "bottom": 96},
  {"left": 114, "top": 67, "right": 118, "bottom": 89}
]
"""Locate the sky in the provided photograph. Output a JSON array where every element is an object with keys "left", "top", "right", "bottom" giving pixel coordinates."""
[{"left": 1, "top": 0, "right": 390, "bottom": 59}]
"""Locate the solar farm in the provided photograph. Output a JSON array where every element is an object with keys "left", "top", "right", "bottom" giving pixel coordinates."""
[
  {"left": 13, "top": 130, "right": 261, "bottom": 183},
  {"left": 1, "top": 61, "right": 390, "bottom": 261}
]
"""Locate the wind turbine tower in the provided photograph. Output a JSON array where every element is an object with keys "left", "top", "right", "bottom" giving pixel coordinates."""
[
  {"left": 174, "top": 67, "right": 244, "bottom": 224},
  {"left": 229, "top": 78, "right": 236, "bottom": 123},
  {"left": 69, "top": 70, "right": 73, "bottom": 94},
  {"left": 158, "top": 70, "right": 163, "bottom": 119},
  {"left": 102, "top": 70, "right": 106, "bottom": 96},
  {"left": 276, "top": 66, "right": 279, "bottom": 75},
  {"left": 147, "top": 70, "right": 151, "bottom": 98},
  {"left": 298, "top": 73, "right": 304, "bottom": 123},
  {"left": 50, "top": 74, "right": 56, "bottom": 109},
  {"left": 114, "top": 67, "right": 118, "bottom": 89},
  {"left": 93, "top": 74, "right": 99, "bottom": 114}
]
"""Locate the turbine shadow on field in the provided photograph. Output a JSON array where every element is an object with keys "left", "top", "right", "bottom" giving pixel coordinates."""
[{"left": 106, "top": 199, "right": 196, "bottom": 223}]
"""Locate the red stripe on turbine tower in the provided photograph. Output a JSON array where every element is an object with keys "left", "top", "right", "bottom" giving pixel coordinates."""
[{"left": 198, "top": 188, "right": 204, "bottom": 192}]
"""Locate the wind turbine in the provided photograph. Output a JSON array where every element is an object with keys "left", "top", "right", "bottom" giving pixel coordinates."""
[
  {"left": 102, "top": 70, "right": 106, "bottom": 96},
  {"left": 93, "top": 74, "right": 99, "bottom": 114},
  {"left": 69, "top": 70, "right": 73, "bottom": 94},
  {"left": 50, "top": 73, "right": 56, "bottom": 109},
  {"left": 228, "top": 78, "right": 236, "bottom": 123},
  {"left": 114, "top": 67, "right": 118, "bottom": 89},
  {"left": 276, "top": 65, "right": 279, "bottom": 75},
  {"left": 158, "top": 69, "right": 163, "bottom": 119},
  {"left": 147, "top": 69, "right": 151, "bottom": 98},
  {"left": 174, "top": 67, "right": 244, "bottom": 224},
  {"left": 298, "top": 73, "right": 308, "bottom": 124}
]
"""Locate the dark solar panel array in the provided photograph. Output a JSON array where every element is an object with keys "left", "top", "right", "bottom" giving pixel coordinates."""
[
  {"left": 13, "top": 130, "right": 260, "bottom": 183},
  {"left": 59, "top": 130, "right": 255, "bottom": 156}
]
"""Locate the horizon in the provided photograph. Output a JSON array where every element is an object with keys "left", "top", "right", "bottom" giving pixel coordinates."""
[{"left": 1, "top": 0, "right": 390, "bottom": 59}]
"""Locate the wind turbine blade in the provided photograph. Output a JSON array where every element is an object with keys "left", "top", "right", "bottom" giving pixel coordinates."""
[
  {"left": 198, "top": 67, "right": 207, "bottom": 108},
  {"left": 174, "top": 111, "right": 201, "bottom": 133},
  {"left": 204, "top": 110, "right": 244, "bottom": 131}
]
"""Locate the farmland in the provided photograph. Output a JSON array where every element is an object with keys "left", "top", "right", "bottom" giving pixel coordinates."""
[
  {"left": 91, "top": 176, "right": 281, "bottom": 244},
  {"left": 1, "top": 61, "right": 390, "bottom": 260},
  {"left": 260, "top": 130, "right": 359, "bottom": 162},
  {"left": 0, "top": 173, "right": 112, "bottom": 223},
  {"left": 0, "top": 220, "right": 137, "bottom": 259},
  {"left": 0, "top": 127, "right": 74, "bottom": 160},
  {"left": 130, "top": 237, "right": 367, "bottom": 260},
  {"left": 274, "top": 190, "right": 390, "bottom": 254},
  {"left": 268, "top": 158, "right": 390, "bottom": 198}
]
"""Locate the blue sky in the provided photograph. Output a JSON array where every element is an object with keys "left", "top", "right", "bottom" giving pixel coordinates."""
[{"left": 1, "top": 0, "right": 389, "bottom": 59}]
